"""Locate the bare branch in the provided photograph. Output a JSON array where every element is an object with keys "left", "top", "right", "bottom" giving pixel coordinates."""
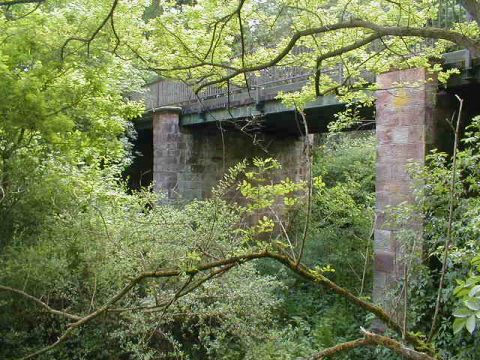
[
  {"left": 202, "top": 0, "right": 245, "bottom": 62},
  {"left": 309, "top": 337, "right": 374, "bottom": 359},
  {"left": 0, "top": 285, "right": 81, "bottom": 321},
  {"left": 315, "top": 33, "right": 381, "bottom": 96},
  {"left": 0, "top": 0, "right": 43, "bottom": 5},
  {"left": 2, "top": 1, "right": 41, "bottom": 19}
]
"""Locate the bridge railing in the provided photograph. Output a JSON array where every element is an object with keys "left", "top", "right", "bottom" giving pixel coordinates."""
[{"left": 136, "top": 64, "right": 343, "bottom": 113}]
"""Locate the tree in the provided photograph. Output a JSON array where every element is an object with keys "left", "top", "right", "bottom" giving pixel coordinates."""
[
  {"left": 0, "top": 0, "right": 145, "bottom": 243},
  {"left": 2, "top": 0, "right": 480, "bottom": 359}
]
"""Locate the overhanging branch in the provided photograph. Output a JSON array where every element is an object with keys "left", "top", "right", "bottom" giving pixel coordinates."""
[{"left": 193, "top": 18, "right": 478, "bottom": 93}]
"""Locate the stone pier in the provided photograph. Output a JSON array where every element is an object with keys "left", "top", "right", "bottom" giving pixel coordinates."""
[
  {"left": 373, "top": 68, "right": 438, "bottom": 311},
  {"left": 152, "top": 106, "right": 186, "bottom": 198}
]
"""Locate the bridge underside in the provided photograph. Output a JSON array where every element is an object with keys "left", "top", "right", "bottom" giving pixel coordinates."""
[{"left": 137, "top": 98, "right": 374, "bottom": 136}]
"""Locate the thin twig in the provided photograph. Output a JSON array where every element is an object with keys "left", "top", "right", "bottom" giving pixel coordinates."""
[
  {"left": 269, "top": 206, "right": 297, "bottom": 259},
  {"left": 295, "top": 109, "right": 312, "bottom": 266},
  {"left": 360, "top": 217, "right": 375, "bottom": 296},
  {"left": 0, "top": 0, "right": 43, "bottom": 5},
  {"left": 403, "top": 260, "right": 408, "bottom": 338},
  {"left": 428, "top": 95, "right": 463, "bottom": 341},
  {"left": 60, "top": 0, "right": 119, "bottom": 59}
]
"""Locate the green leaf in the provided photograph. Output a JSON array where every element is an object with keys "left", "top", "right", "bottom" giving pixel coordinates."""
[
  {"left": 453, "top": 308, "right": 473, "bottom": 318},
  {"left": 466, "top": 276, "right": 480, "bottom": 285},
  {"left": 469, "top": 285, "right": 480, "bottom": 297},
  {"left": 466, "top": 315, "right": 477, "bottom": 334},
  {"left": 453, "top": 318, "right": 466, "bottom": 334},
  {"left": 466, "top": 298, "right": 480, "bottom": 311}
]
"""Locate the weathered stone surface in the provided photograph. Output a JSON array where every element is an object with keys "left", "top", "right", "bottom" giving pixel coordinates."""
[
  {"left": 375, "top": 250, "right": 395, "bottom": 272},
  {"left": 153, "top": 108, "right": 310, "bottom": 201},
  {"left": 374, "top": 68, "right": 437, "bottom": 311},
  {"left": 374, "top": 229, "right": 392, "bottom": 251}
]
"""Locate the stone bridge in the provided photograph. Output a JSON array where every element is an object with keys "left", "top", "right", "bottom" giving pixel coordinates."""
[{"left": 128, "top": 47, "right": 480, "bottom": 314}]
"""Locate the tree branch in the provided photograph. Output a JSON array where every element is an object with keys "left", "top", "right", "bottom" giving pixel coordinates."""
[
  {"left": 309, "top": 337, "right": 374, "bottom": 359},
  {"left": 309, "top": 328, "right": 435, "bottom": 360},
  {"left": 360, "top": 329, "right": 435, "bottom": 360},
  {"left": 428, "top": 95, "right": 464, "bottom": 341},
  {"left": 314, "top": 33, "right": 381, "bottom": 96},
  {"left": 0, "top": 0, "right": 43, "bottom": 5},
  {"left": 265, "top": 252, "right": 426, "bottom": 350},
  {"left": 0, "top": 285, "right": 81, "bottom": 321},
  {"left": 60, "top": 0, "right": 119, "bottom": 59},
  {"left": 193, "top": 18, "right": 478, "bottom": 93}
]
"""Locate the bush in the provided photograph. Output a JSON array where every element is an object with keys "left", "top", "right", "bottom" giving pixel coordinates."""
[
  {"left": 252, "top": 132, "right": 377, "bottom": 359},
  {"left": 0, "top": 156, "right": 288, "bottom": 359}
]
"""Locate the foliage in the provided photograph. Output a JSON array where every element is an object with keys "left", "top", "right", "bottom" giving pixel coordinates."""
[
  {"left": 0, "top": 5, "right": 301, "bottom": 357},
  {"left": 0, "top": 0, "right": 147, "bottom": 245},
  {"left": 453, "top": 254, "right": 480, "bottom": 335},
  {"left": 301, "top": 132, "right": 376, "bottom": 289},
  {"left": 0, "top": 156, "right": 306, "bottom": 359},
  {"left": 0, "top": 130, "right": 379, "bottom": 359},
  {"left": 130, "top": 0, "right": 480, "bottom": 127},
  {"left": 4, "top": 0, "right": 480, "bottom": 359},
  {"left": 386, "top": 117, "right": 480, "bottom": 359},
  {"left": 249, "top": 133, "right": 377, "bottom": 359}
]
